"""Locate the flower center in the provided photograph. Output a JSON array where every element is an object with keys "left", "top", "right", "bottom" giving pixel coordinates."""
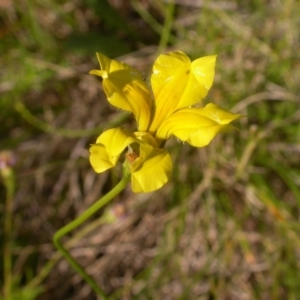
[{"left": 126, "top": 146, "right": 139, "bottom": 164}]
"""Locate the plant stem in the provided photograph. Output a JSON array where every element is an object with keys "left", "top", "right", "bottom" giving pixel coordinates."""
[
  {"left": 130, "top": 0, "right": 176, "bottom": 45},
  {"left": 158, "top": 0, "right": 175, "bottom": 54},
  {"left": 53, "top": 174, "right": 131, "bottom": 299},
  {"left": 14, "top": 100, "right": 128, "bottom": 138},
  {"left": 2, "top": 167, "right": 15, "bottom": 300},
  {"left": 28, "top": 216, "right": 105, "bottom": 289}
]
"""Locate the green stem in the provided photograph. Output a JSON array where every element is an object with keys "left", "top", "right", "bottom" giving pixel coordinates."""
[
  {"left": 158, "top": 0, "right": 175, "bottom": 54},
  {"left": 2, "top": 167, "right": 15, "bottom": 300},
  {"left": 130, "top": 0, "right": 176, "bottom": 45},
  {"left": 14, "top": 100, "right": 129, "bottom": 138},
  {"left": 53, "top": 174, "right": 131, "bottom": 298},
  {"left": 28, "top": 216, "right": 105, "bottom": 290}
]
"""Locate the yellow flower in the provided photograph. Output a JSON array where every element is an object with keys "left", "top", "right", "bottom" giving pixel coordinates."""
[{"left": 89, "top": 51, "right": 240, "bottom": 193}]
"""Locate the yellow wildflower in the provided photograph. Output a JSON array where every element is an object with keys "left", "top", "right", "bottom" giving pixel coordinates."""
[{"left": 89, "top": 51, "right": 240, "bottom": 193}]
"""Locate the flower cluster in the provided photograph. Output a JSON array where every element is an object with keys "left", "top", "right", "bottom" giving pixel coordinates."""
[{"left": 89, "top": 51, "right": 240, "bottom": 193}]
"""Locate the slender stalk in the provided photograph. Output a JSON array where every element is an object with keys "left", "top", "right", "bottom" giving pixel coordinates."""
[
  {"left": 14, "top": 100, "right": 129, "bottom": 138},
  {"left": 130, "top": 0, "right": 176, "bottom": 44},
  {"left": 53, "top": 174, "right": 131, "bottom": 298},
  {"left": 158, "top": 0, "right": 175, "bottom": 54},
  {"left": 28, "top": 216, "right": 105, "bottom": 289},
  {"left": 2, "top": 167, "right": 15, "bottom": 300}
]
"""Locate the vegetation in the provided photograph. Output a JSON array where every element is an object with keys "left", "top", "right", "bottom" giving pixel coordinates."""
[{"left": 1, "top": 0, "right": 300, "bottom": 299}]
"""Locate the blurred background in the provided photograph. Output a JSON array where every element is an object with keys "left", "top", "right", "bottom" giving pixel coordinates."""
[{"left": 1, "top": 0, "right": 300, "bottom": 299}]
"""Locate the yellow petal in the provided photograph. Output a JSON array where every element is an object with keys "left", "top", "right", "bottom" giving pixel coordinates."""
[
  {"left": 90, "top": 53, "right": 152, "bottom": 131},
  {"left": 91, "top": 52, "right": 129, "bottom": 75},
  {"left": 177, "top": 55, "right": 217, "bottom": 109},
  {"left": 149, "top": 51, "right": 191, "bottom": 132},
  {"left": 130, "top": 144, "right": 172, "bottom": 193},
  {"left": 89, "top": 128, "right": 136, "bottom": 173},
  {"left": 196, "top": 103, "right": 241, "bottom": 124},
  {"left": 133, "top": 131, "right": 158, "bottom": 148},
  {"left": 157, "top": 104, "right": 241, "bottom": 147},
  {"left": 89, "top": 144, "right": 116, "bottom": 173},
  {"left": 149, "top": 52, "right": 217, "bottom": 133}
]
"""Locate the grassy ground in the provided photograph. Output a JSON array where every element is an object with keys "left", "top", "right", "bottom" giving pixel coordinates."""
[{"left": 1, "top": 0, "right": 300, "bottom": 299}]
